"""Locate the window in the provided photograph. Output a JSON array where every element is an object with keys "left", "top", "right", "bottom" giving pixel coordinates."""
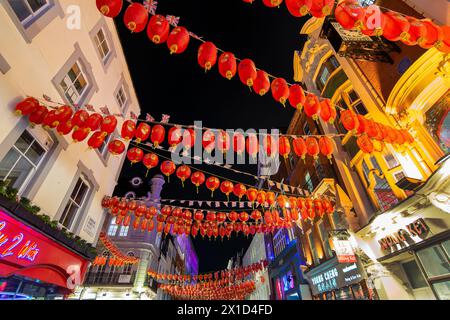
[
  {"left": 59, "top": 175, "right": 90, "bottom": 230},
  {"left": 423, "top": 89, "right": 450, "bottom": 154},
  {"left": 348, "top": 90, "right": 359, "bottom": 104},
  {"left": 119, "top": 224, "right": 129, "bottom": 237},
  {"left": 8, "top": 0, "right": 49, "bottom": 24},
  {"left": 304, "top": 172, "right": 314, "bottom": 193},
  {"left": 98, "top": 132, "right": 113, "bottom": 159},
  {"left": 307, "top": 231, "right": 319, "bottom": 265},
  {"left": 359, "top": 0, "right": 376, "bottom": 6},
  {"left": 107, "top": 218, "right": 119, "bottom": 237},
  {"left": 116, "top": 86, "right": 127, "bottom": 110},
  {"left": 59, "top": 62, "right": 88, "bottom": 105},
  {"left": 0, "top": 130, "right": 47, "bottom": 192},
  {"left": 402, "top": 260, "right": 428, "bottom": 289},
  {"left": 353, "top": 101, "right": 368, "bottom": 115},
  {"left": 93, "top": 28, "right": 110, "bottom": 63},
  {"left": 384, "top": 151, "right": 400, "bottom": 169},
  {"left": 315, "top": 55, "right": 340, "bottom": 92},
  {"left": 303, "top": 122, "right": 311, "bottom": 135},
  {"left": 318, "top": 221, "right": 333, "bottom": 258},
  {"left": 416, "top": 245, "right": 450, "bottom": 279},
  {"left": 123, "top": 252, "right": 135, "bottom": 274}
]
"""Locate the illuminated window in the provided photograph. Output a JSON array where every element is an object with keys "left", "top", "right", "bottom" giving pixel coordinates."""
[
  {"left": 8, "top": 0, "right": 49, "bottom": 24},
  {"left": 107, "top": 218, "right": 119, "bottom": 237},
  {"left": 315, "top": 55, "right": 340, "bottom": 92},
  {"left": 119, "top": 224, "right": 129, "bottom": 237},
  {"left": 59, "top": 61, "right": 88, "bottom": 105}
]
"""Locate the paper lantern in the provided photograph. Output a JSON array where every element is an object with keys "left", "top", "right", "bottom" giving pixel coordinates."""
[
  {"left": 233, "top": 183, "right": 247, "bottom": 200},
  {"left": 357, "top": 135, "right": 374, "bottom": 154},
  {"left": 263, "top": 135, "right": 277, "bottom": 156},
  {"left": 246, "top": 134, "right": 259, "bottom": 158},
  {"left": 151, "top": 124, "right": 165, "bottom": 147},
  {"left": 400, "top": 129, "right": 415, "bottom": 144},
  {"left": 42, "top": 110, "right": 58, "bottom": 129},
  {"left": 121, "top": 120, "right": 136, "bottom": 140},
  {"left": 303, "top": 93, "right": 321, "bottom": 120},
  {"left": 160, "top": 160, "right": 176, "bottom": 181},
  {"left": 181, "top": 128, "right": 196, "bottom": 149},
  {"left": 108, "top": 139, "right": 125, "bottom": 155},
  {"left": 361, "top": 5, "right": 385, "bottom": 36},
  {"left": 263, "top": 0, "right": 283, "bottom": 7},
  {"left": 218, "top": 131, "right": 230, "bottom": 153},
  {"left": 266, "top": 191, "right": 276, "bottom": 208},
  {"left": 319, "top": 99, "right": 336, "bottom": 124},
  {"left": 335, "top": 0, "right": 365, "bottom": 30},
  {"left": 167, "top": 27, "right": 190, "bottom": 54},
  {"left": 176, "top": 165, "right": 191, "bottom": 186},
  {"left": 436, "top": 25, "right": 450, "bottom": 53},
  {"left": 72, "top": 110, "right": 89, "bottom": 130},
  {"left": 87, "top": 131, "right": 106, "bottom": 149},
  {"left": 319, "top": 136, "right": 333, "bottom": 162},
  {"left": 220, "top": 181, "right": 234, "bottom": 200},
  {"left": 382, "top": 11, "right": 410, "bottom": 42},
  {"left": 218, "top": 52, "right": 237, "bottom": 80},
  {"left": 252, "top": 70, "right": 271, "bottom": 96},
  {"left": 313, "top": 199, "right": 324, "bottom": 217},
  {"left": 123, "top": 3, "right": 148, "bottom": 33},
  {"left": 285, "top": 0, "right": 312, "bottom": 17},
  {"left": 256, "top": 191, "right": 266, "bottom": 207},
  {"left": 288, "top": 84, "right": 306, "bottom": 110},
  {"left": 143, "top": 153, "right": 159, "bottom": 175},
  {"left": 29, "top": 105, "right": 48, "bottom": 125},
  {"left": 420, "top": 20, "right": 444, "bottom": 49},
  {"left": 356, "top": 114, "right": 367, "bottom": 135},
  {"left": 279, "top": 136, "right": 291, "bottom": 159},
  {"left": 306, "top": 137, "right": 319, "bottom": 160},
  {"left": 96, "top": 0, "right": 123, "bottom": 18},
  {"left": 340, "top": 109, "right": 359, "bottom": 133},
  {"left": 247, "top": 188, "right": 258, "bottom": 204},
  {"left": 53, "top": 105, "right": 73, "bottom": 126},
  {"left": 238, "top": 59, "right": 257, "bottom": 88},
  {"left": 191, "top": 171, "right": 206, "bottom": 193},
  {"left": 198, "top": 42, "right": 218, "bottom": 72},
  {"left": 135, "top": 123, "right": 151, "bottom": 143},
  {"left": 309, "top": 0, "right": 334, "bottom": 18},
  {"left": 206, "top": 176, "right": 220, "bottom": 197},
  {"left": 271, "top": 78, "right": 290, "bottom": 106},
  {"left": 233, "top": 132, "right": 246, "bottom": 155},
  {"left": 57, "top": 120, "right": 74, "bottom": 136},
  {"left": 127, "top": 147, "right": 144, "bottom": 164},
  {"left": 292, "top": 137, "right": 307, "bottom": 162},
  {"left": 251, "top": 210, "right": 262, "bottom": 221},
  {"left": 72, "top": 127, "right": 90, "bottom": 143},
  {"left": 168, "top": 126, "right": 183, "bottom": 147},
  {"left": 100, "top": 115, "right": 117, "bottom": 136},
  {"left": 401, "top": 17, "right": 427, "bottom": 46},
  {"left": 147, "top": 14, "right": 170, "bottom": 44}
]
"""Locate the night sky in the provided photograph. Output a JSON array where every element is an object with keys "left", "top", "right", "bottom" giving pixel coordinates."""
[{"left": 112, "top": 0, "right": 308, "bottom": 273}]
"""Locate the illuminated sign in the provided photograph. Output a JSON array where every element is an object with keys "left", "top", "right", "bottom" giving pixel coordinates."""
[
  {"left": 0, "top": 220, "right": 40, "bottom": 262},
  {"left": 378, "top": 218, "right": 429, "bottom": 252},
  {"left": 333, "top": 239, "right": 357, "bottom": 264}
]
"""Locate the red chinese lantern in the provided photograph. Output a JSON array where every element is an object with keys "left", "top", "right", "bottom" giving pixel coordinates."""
[
  {"left": 309, "top": 0, "right": 334, "bottom": 18},
  {"left": 194, "top": 210, "right": 204, "bottom": 222},
  {"left": 400, "top": 129, "right": 414, "bottom": 144},
  {"left": 334, "top": 0, "right": 365, "bottom": 30},
  {"left": 306, "top": 137, "right": 319, "bottom": 160},
  {"left": 123, "top": 3, "right": 148, "bottom": 33},
  {"left": 206, "top": 176, "right": 220, "bottom": 197},
  {"left": 202, "top": 130, "right": 216, "bottom": 153},
  {"left": 279, "top": 136, "right": 291, "bottom": 159},
  {"left": 239, "top": 212, "right": 249, "bottom": 223},
  {"left": 285, "top": 0, "right": 312, "bottom": 17},
  {"left": 127, "top": 147, "right": 144, "bottom": 164},
  {"left": 100, "top": 115, "right": 117, "bottom": 136},
  {"left": 108, "top": 139, "right": 125, "bottom": 155},
  {"left": 54, "top": 105, "right": 73, "bottom": 126},
  {"left": 247, "top": 188, "right": 258, "bottom": 204},
  {"left": 217, "top": 212, "right": 227, "bottom": 223},
  {"left": 88, "top": 131, "right": 106, "bottom": 149},
  {"left": 252, "top": 70, "right": 271, "bottom": 96},
  {"left": 402, "top": 17, "right": 427, "bottom": 46},
  {"left": 143, "top": 153, "right": 159, "bottom": 176},
  {"left": 151, "top": 124, "right": 165, "bottom": 147},
  {"left": 233, "top": 184, "right": 247, "bottom": 200},
  {"left": 121, "top": 120, "right": 136, "bottom": 140},
  {"left": 218, "top": 52, "right": 237, "bottom": 80},
  {"left": 160, "top": 160, "right": 176, "bottom": 181},
  {"left": 263, "top": 135, "right": 277, "bottom": 156},
  {"left": 357, "top": 135, "right": 374, "bottom": 154},
  {"left": 319, "top": 99, "right": 336, "bottom": 124},
  {"left": 72, "top": 110, "right": 89, "bottom": 130},
  {"left": 96, "top": 0, "right": 123, "bottom": 18},
  {"left": 238, "top": 59, "right": 257, "bottom": 89},
  {"left": 147, "top": 14, "right": 170, "bottom": 44},
  {"left": 266, "top": 192, "right": 276, "bottom": 208},
  {"left": 288, "top": 84, "right": 306, "bottom": 110},
  {"left": 72, "top": 127, "right": 91, "bottom": 143},
  {"left": 218, "top": 131, "right": 230, "bottom": 153},
  {"left": 168, "top": 126, "right": 183, "bottom": 147},
  {"left": 228, "top": 211, "right": 239, "bottom": 223},
  {"left": 356, "top": 115, "right": 367, "bottom": 135},
  {"left": 256, "top": 191, "right": 266, "bottom": 207},
  {"left": 382, "top": 11, "right": 410, "bottom": 42},
  {"left": 191, "top": 171, "right": 206, "bottom": 193},
  {"left": 303, "top": 94, "right": 321, "bottom": 120},
  {"left": 135, "top": 123, "right": 151, "bottom": 143},
  {"left": 167, "top": 27, "right": 190, "bottom": 54},
  {"left": 340, "top": 109, "right": 360, "bottom": 133},
  {"left": 313, "top": 199, "right": 324, "bottom": 217},
  {"left": 292, "top": 137, "right": 307, "bottom": 161},
  {"left": 361, "top": 5, "right": 385, "bottom": 37},
  {"left": 14, "top": 97, "right": 38, "bottom": 116},
  {"left": 198, "top": 42, "right": 218, "bottom": 72},
  {"left": 263, "top": 0, "right": 283, "bottom": 7},
  {"left": 319, "top": 136, "right": 333, "bottom": 162},
  {"left": 436, "top": 25, "right": 450, "bottom": 53},
  {"left": 251, "top": 210, "right": 262, "bottom": 221},
  {"left": 181, "top": 128, "right": 196, "bottom": 149},
  {"left": 57, "top": 120, "right": 74, "bottom": 136},
  {"left": 420, "top": 19, "right": 444, "bottom": 49},
  {"left": 42, "top": 110, "right": 58, "bottom": 129},
  {"left": 29, "top": 105, "right": 48, "bottom": 125},
  {"left": 246, "top": 134, "right": 259, "bottom": 158},
  {"left": 176, "top": 165, "right": 191, "bottom": 187},
  {"left": 86, "top": 113, "right": 103, "bottom": 132},
  {"left": 220, "top": 181, "right": 234, "bottom": 201},
  {"left": 271, "top": 78, "right": 290, "bottom": 107}
]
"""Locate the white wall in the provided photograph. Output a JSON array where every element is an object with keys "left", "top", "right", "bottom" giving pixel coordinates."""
[
  {"left": 243, "top": 234, "right": 271, "bottom": 300},
  {"left": 0, "top": 0, "right": 140, "bottom": 244}
]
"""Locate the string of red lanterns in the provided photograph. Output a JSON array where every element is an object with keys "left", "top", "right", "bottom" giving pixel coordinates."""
[{"left": 92, "top": 231, "right": 140, "bottom": 267}]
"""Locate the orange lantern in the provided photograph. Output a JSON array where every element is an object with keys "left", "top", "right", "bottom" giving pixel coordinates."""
[
  {"left": 181, "top": 128, "right": 196, "bottom": 150},
  {"left": 303, "top": 93, "right": 321, "bottom": 120},
  {"left": 220, "top": 181, "right": 234, "bottom": 201},
  {"left": 402, "top": 17, "right": 427, "bottom": 46},
  {"left": 335, "top": 0, "right": 365, "bottom": 30},
  {"left": 319, "top": 136, "right": 333, "bottom": 162},
  {"left": 372, "top": 139, "right": 385, "bottom": 153},
  {"left": 361, "top": 5, "right": 385, "bottom": 37},
  {"left": 271, "top": 78, "right": 290, "bottom": 107},
  {"left": 319, "top": 99, "right": 336, "bottom": 124},
  {"left": 285, "top": 0, "right": 312, "bottom": 17},
  {"left": 263, "top": 135, "right": 277, "bottom": 157},
  {"left": 356, "top": 114, "right": 367, "bottom": 135},
  {"left": 176, "top": 165, "right": 191, "bottom": 187},
  {"left": 252, "top": 70, "right": 271, "bottom": 96},
  {"left": 246, "top": 188, "right": 258, "bottom": 204},
  {"left": 246, "top": 134, "right": 259, "bottom": 158},
  {"left": 146, "top": 14, "right": 170, "bottom": 44},
  {"left": 143, "top": 153, "right": 159, "bottom": 176},
  {"left": 87, "top": 131, "right": 106, "bottom": 149},
  {"left": 233, "top": 184, "right": 247, "bottom": 200},
  {"left": 420, "top": 20, "right": 444, "bottom": 49},
  {"left": 218, "top": 130, "right": 230, "bottom": 153},
  {"left": 435, "top": 25, "right": 450, "bottom": 53},
  {"left": 198, "top": 42, "right": 218, "bottom": 72},
  {"left": 167, "top": 27, "right": 190, "bottom": 54},
  {"left": 218, "top": 52, "right": 237, "bottom": 80},
  {"left": 127, "top": 147, "right": 144, "bottom": 164},
  {"left": 288, "top": 84, "right": 306, "bottom": 110},
  {"left": 266, "top": 191, "right": 276, "bottom": 208},
  {"left": 202, "top": 130, "right": 216, "bottom": 153},
  {"left": 191, "top": 171, "right": 206, "bottom": 193},
  {"left": 306, "top": 137, "right": 319, "bottom": 160},
  {"left": 313, "top": 199, "right": 324, "bottom": 217},
  {"left": 279, "top": 136, "right": 291, "bottom": 159},
  {"left": 123, "top": 3, "right": 148, "bottom": 33},
  {"left": 382, "top": 11, "right": 411, "bottom": 42},
  {"left": 160, "top": 160, "right": 176, "bottom": 181},
  {"left": 263, "top": 0, "right": 283, "bottom": 7},
  {"left": 233, "top": 132, "right": 246, "bottom": 155},
  {"left": 108, "top": 139, "right": 125, "bottom": 155},
  {"left": 121, "top": 120, "right": 136, "bottom": 140},
  {"left": 96, "top": 0, "right": 123, "bottom": 18},
  {"left": 151, "top": 124, "right": 165, "bottom": 147},
  {"left": 340, "top": 109, "right": 360, "bottom": 133},
  {"left": 357, "top": 135, "right": 374, "bottom": 154},
  {"left": 238, "top": 59, "right": 257, "bottom": 89},
  {"left": 309, "top": 0, "right": 334, "bottom": 18},
  {"left": 292, "top": 137, "right": 307, "bottom": 161},
  {"left": 135, "top": 123, "right": 151, "bottom": 143},
  {"left": 206, "top": 176, "right": 220, "bottom": 197}
]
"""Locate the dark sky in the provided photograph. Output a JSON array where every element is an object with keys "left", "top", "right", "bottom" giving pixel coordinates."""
[{"left": 112, "top": 0, "right": 308, "bottom": 272}]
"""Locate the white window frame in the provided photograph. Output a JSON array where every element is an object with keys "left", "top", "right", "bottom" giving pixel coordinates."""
[
  {"left": 107, "top": 217, "right": 119, "bottom": 237},
  {"left": 119, "top": 224, "right": 129, "bottom": 237},
  {"left": 9, "top": 0, "right": 50, "bottom": 25},
  {"left": 116, "top": 85, "right": 128, "bottom": 111},
  {"left": 60, "top": 61, "right": 89, "bottom": 105},
  {"left": 94, "top": 27, "right": 111, "bottom": 64}
]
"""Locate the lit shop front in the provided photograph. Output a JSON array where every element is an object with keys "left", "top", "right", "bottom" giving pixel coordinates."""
[
  {"left": 355, "top": 156, "right": 450, "bottom": 300},
  {"left": 0, "top": 203, "right": 92, "bottom": 300},
  {"left": 304, "top": 257, "right": 373, "bottom": 300}
]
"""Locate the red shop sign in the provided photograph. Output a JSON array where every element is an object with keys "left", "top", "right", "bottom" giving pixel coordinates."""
[{"left": 0, "top": 210, "right": 90, "bottom": 289}]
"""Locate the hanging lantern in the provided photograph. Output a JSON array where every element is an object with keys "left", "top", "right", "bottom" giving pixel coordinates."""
[
  {"left": 247, "top": 188, "right": 258, "bottom": 204},
  {"left": 246, "top": 134, "right": 259, "bottom": 158},
  {"left": 228, "top": 211, "right": 239, "bottom": 223},
  {"left": 96, "top": 0, "right": 123, "bottom": 18},
  {"left": 233, "top": 184, "right": 247, "bottom": 200},
  {"left": 285, "top": 0, "right": 312, "bottom": 17},
  {"left": 100, "top": 115, "right": 117, "bottom": 137},
  {"left": 218, "top": 131, "right": 230, "bottom": 153},
  {"left": 218, "top": 52, "right": 237, "bottom": 80},
  {"left": 292, "top": 137, "right": 307, "bottom": 161},
  {"left": 263, "top": 0, "right": 283, "bottom": 7},
  {"left": 306, "top": 137, "right": 319, "bottom": 160},
  {"left": 251, "top": 210, "right": 262, "bottom": 221},
  {"left": 87, "top": 131, "right": 106, "bottom": 149},
  {"left": 206, "top": 176, "right": 220, "bottom": 197},
  {"left": 400, "top": 130, "right": 415, "bottom": 144},
  {"left": 313, "top": 199, "right": 324, "bottom": 217},
  {"left": 176, "top": 165, "right": 191, "bottom": 187},
  {"left": 151, "top": 124, "right": 165, "bottom": 147},
  {"left": 279, "top": 136, "right": 291, "bottom": 159},
  {"left": 72, "top": 110, "right": 89, "bottom": 130},
  {"left": 198, "top": 42, "right": 218, "bottom": 72},
  {"left": 382, "top": 11, "right": 411, "bottom": 42},
  {"left": 239, "top": 212, "right": 249, "bottom": 224},
  {"left": 271, "top": 78, "right": 290, "bottom": 107},
  {"left": 191, "top": 171, "right": 206, "bottom": 193},
  {"left": 357, "top": 135, "right": 374, "bottom": 154},
  {"left": 263, "top": 135, "right": 277, "bottom": 157},
  {"left": 361, "top": 5, "right": 385, "bottom": 37},
  {"left": 127, "top": 147, "right": 144, "bottom": 164},
  {"left": 53, "top": 105, "right": 73, "bottom": 126},
  {"left": 340, "top": 109, "right": 360, "bottom": 133},
  {"left": 86, "top": 113, "right": 103, "bottom": 132},
  {"left": 364, "top": 119, "right": 378, "bottom": 139},
  {"left": 143, "top": 153, "right": 159, "bottom": 176},
  {"left": 108, "top": 139, "right": 125, "bottom": 155},
  {"left": 420, "top": 19, "right": 444, "bottom": 49},
  {"left": 220, "top": 181, "right": 234, "bottom": 201},
  {"left": 238, "top": 59, "right": 257, "bottom": 89},
  {"left": 42, "top": 110, "right": 59, "bottom": 129},
  {"left": 181, "top": 128, "right": 196, "bottom": 150},
  {"left": 319, "top": 136, "right": 334, "bottom": 162},
  {"left": 168, "top": 126, "right": 183, "bottom": 147},
  {"left": 372, "top": 139, "right": 385, "bottom": 153},
  {"left": 57, "top": 120, "right": 74, "bottom": 136},
  {"left": 309, "top": 0, "right": 334, "bottom": 18},
  {"left": 401, "top": 17, "right": 427, "bottom": 46},
  {"left": 435, "top": 25, "right": 450, "bottom": 53},
  {"left": 123, "top": 3, "right": 149, "bottom": 33},
  {"left": 29, "top": 105, "right": 48, "bottom": 125},
  {"left": 121, "top": 120, "right": 136, "bottom": 140},
  {"left": 217, "top": 212, "right": 227, "bottom": 223},
  {"left": 264, "top": 211, "right": 273, "bottom": 225},
  {"left": 256, "top": 191, "right": 266, "bottom": 207},
  {"left": 194, "top": 210, "right": 204, "bottom": 222},
  {"left": 319, "top": 99, "right": 337, "bottom": 124},
  {"left": 146, "top": 14, "right": 170, "bottom": 44},
  {"left": 266, "top": 192, "right": 276, "bottom": 208},
  {"left": 334, "top": 1, "right": 365, "bottom": 30},
  {"left": 356, "top": 114, "right": 367, "bottom": 135},
  {"left": 252, "top": 70, "right": 271, "bottom": 96},
  {"left": 233, "top": 132, "right": 246, "bottom": 155},
  {"left": 202, "top": 129, "right": 216, "bottom": 153},
  {"left": 288, "top": 84, "right": 306, "bottom": 110},
  {"left": 135, "top": 123, "right": 151, "bottom": 143},
  {"left": 160, "top": 160, "right": 176, "bottom": 181},
  {"left": 72, "top": 127, "right": 91, "bottom": 143},
  {"left": 303, "top": 94, "right": 321, "bottom": 121},
  {"left": 167, "top": 27, "right": 190, "bottom": 54}
]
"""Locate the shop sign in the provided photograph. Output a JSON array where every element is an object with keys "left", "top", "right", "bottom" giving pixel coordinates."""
[
  {"left": 118, "top": 274, "right": 132, "bottom": 283},
  {"left": 378, "top": 218, "right": 429, "bottom": 252},
  {"left": 333, "top": 240, "right": 357, "bottom": 264},
  {"left": 0, "top": 219, "right": 40, "bottom": 263}
]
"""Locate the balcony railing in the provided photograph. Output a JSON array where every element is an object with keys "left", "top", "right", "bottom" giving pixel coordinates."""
[{"left": 83, "top": 270, "right": 137, "bottom": 286}]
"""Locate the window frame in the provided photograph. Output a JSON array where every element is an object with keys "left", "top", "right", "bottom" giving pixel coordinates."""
[
  {"left": 59, "top": 61, "right": 89, "bottom": 106},
  {"left": 107, "top": 217, "right": 119, "bottom": 237},
  {"left": 89, "top": 18, "right": 116, "bottom": 71},
  {"left": 114, "top": 75, "right": 131, "bottom": 116},
  {"left": 9, "top": 0, "right": 51, "bottom": 26}
]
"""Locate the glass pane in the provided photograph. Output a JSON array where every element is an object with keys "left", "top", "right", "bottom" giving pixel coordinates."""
[
  {"left": 8, "top": 0, "right": 32, "bottom": 22},
  {"left": 0, "top": 149, "right": 21, "bottom": 182},
  {"left": 14, "top": 131, "right": 34, "bottom": 153},
  {"left": 443, "top": 240, "right": 450, "bottom": 258},
  {"left": 67, "top": 64, "right": 80, "bottom": 82},
  {"left": 417, "top": 245, "right": 450, "bottom": 278},
  {"left": 27, "top": 0, "right": 47, "bottom": 12},
  {"left": 70, "top": 178, "right": 83, "bottom": 199},
  {"left": 101, "top": 41, "right": 109, "bottom": 57},
  {"left": 25, "top": 141, "right": 45, "bottom": 165},
  {"left": 74, "top": 181, "right": 88, "bottom": 205},
  {"left": 424, "top": 89, "right": 450, "bottom": 154},
  {"left": 432, "top": 280, "right": 450, "bottom": 300},
  {"left": 353, "top": 101, "right": 368, "bottom": 115},
  {"left": 402, "top": 260, "right": 428, "bottom": 289},
  {"left": 97, "top": 29, "right": 105, "bottom": 42},
  {"left": 7, "top": 157, "right": 34, "bottom": 190},
  {"left": 60, "top": 202, "right": 78, "bottom": 228},
  {"left": 74, "top": 74, "right": 87, "bottom": 94}
]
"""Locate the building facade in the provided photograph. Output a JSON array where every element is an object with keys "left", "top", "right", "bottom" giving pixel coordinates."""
[{"left": 0, "top": 0, "right": 139, "bottom": 299}]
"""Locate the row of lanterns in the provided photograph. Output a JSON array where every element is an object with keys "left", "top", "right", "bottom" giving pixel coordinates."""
[{"left": 95, "top": 231, "right": 140, "bottom": 265}]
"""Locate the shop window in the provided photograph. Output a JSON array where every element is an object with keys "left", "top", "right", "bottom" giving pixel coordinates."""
[
  {"left": 59, "top": 61, "right": 89, "bottom": 105},
  {"left": 383, "top": 150, "right": 400, "bottom": 169},
  {"left": 107, "top": 217, "right": 119, "bottom": 237},
  {"left": 443, "top": 240, "right": 450, "bottom": 257},
  {"left": 0, "top": 130, "right": 49, "bottom": 193},
  {"left": 59, "top": 175, "right": 91, "bottom": 230},
  {"left": 97, "top": 132, "right": 114, "bottom": 162},
  {"left": 304, "top": 172, "right": 314, "bottom": 193},
  {"left": 402, "top": 260, "right": 428, "bottom": 289},
  {"left": 423, "top": 89, "right": 450, "bottom": 154},
  {"left": 318, "top": 221, "right": 333, "bottom": 258},
  {"left": 416, "top": 245, "right": 450, "bottom": 279}
]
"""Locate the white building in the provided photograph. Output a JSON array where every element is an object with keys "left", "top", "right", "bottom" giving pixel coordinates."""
[
  {"left": 243, "top": 234, "right": 271, "bottom": 300},
  {"left": 0, "top": 0, "right": 139, "bottom": 299}
]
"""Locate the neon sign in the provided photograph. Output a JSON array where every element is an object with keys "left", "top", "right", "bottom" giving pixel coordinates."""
[{"left": 0, "top": 220, "right": 40, "bottom": 262}]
